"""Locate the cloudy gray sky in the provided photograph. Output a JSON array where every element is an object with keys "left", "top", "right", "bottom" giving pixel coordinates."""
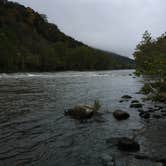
[{"left": 13, "top": 0, "right": 166, "bottom": 58}]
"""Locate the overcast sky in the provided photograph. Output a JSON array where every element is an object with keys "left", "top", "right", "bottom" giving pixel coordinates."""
[{"left": 12, "top": 0, "right": 166, "bottom": 58}]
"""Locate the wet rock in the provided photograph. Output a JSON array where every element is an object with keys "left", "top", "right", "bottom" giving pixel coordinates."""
[
  {"left": 101, "top": 154, "right": 114, "bottom": 166},
  {"left": 157, "top": 96, "right": 166, "bottom": 103},
  {"left": 155, "top": 162, "right": 164, "bottom": 166},
  {"left": 139, "top": 112, "right": 150, "bottom": 119},
  {"left": 131, "top": 100, "right": 140, "bottom": 104},
  {"left": 155, "top": 157, "right": 166, "bottom": 163},
  {"left": 148, "top": 107, "right": 154, "bottom": 109},
  {"left": 105, "top": 137, "right": 119, "bottom": 145},
  {"left": 134, "top": 153, "right": 149, "bottom": 160},
  {"left": 113, "top": 110, "right": 130, "bottom": 120},
  {"left": 138, "top": 109, "right": 144, "bottom": 113},
  {"left": 154, "top": 105, "right": 163, "bottom": 111},
  {"left": 161, "top": 113, "right": 166, "bottom": 117},
  {"left": 65, "top": 105, "right": 94, "bottom": 119},
  {"left": 121, "top": 95, "right": 132, "bottom": 99},
  {"left": 117, "top": 137, "right": 140, "bottom": 152},
  {"left": 130, "top": 103, "right": 143, "bottom": 108},
  {"left": 152, "top": 113, "right": 162, "bottom": 119},
  {"left": 135, "top": 154, "right": 165, "bottom": 166},
  {"left": 148, "top": 108, "right": 156, "bottom": 113},
  {"left": 161, "top": 109, "right": 166, "bottom": 113},
  {"left": 93, "top": 114, "right": 105, "bottom": 123}
]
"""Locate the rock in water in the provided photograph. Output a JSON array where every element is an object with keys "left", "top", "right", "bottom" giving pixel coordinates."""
[
  {"left": 117, "top": 137, "right": 140, "bottom": 152},
  {"left": 139, "top": 112, "right": 150, "bottom": 119},
  {"left": 152, "top": 113, "right": 162, "bottom": 119},
  {"left": 65, "top": 105, "right": 94, "bottom": 119},
  {"left": 101, "top": 154, "right": 114, "bottom": 166},
  {"left": 113, "top": 110, "right": 130, "bottom": 120},
  {"left": 134, "top": 153, "right": 149, "bottom": 160},
  {"left": 131, "top": 100, "right": 140, "bottom": 104},
  {"left": 155, "top": 162, "right": 164, "bottom": 166},
  {"left": 130, "top": 103, "right": 143, "bottom": 108},
  {"left": 121, "top": 95, "right": 132, "bottom": 99}
]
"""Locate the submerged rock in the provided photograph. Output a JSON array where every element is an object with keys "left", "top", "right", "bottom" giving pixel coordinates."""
[
  {"left": 130, "top": 103, "right": 143, "bottom": 108},
  {"left": 113, "top": 110, "right": 130, "bottom": 120},
  {"left": 65, "top": 105, "right": 95, "bottom": 119},
  {"left": 121, "top": 95, "right": 132, "bottom": 99},
  {"left": 155, "top": 162, "right": 164, "bottom": 166},
  {"left": 117, "top": 137, "right": 140, "bottom": 152},
  {"left": 134, "top": 153, "right": 149, "bottom": 160},
  {"left": 131, "top": 100, "right": 140, "bottom": 104},
  {"left": 148, "top": 107, "right": 156, "bottom": 113},
  {"left": 161, "top": 109, "right": 166, "bottom": 113},
  {"left": 130, "top": 100, "right": 143, "bottom": 109},
  {"left": 139, "top": 111, "right": 150, "bottom": 119},
  {"left": 152, "top": 113, "right": 162, "bottom": 119},
  {"left": 101, "top": 154, "right": 114, "bottom": 166},
  {"left": 138, "top": 109, "right": 144, "bottom": 113},
  {"left": 155, "top": 105, "right": 163, "bottom": 110},
  {"left": 161, "top": 113, "right": 166, "bottom": 117}
]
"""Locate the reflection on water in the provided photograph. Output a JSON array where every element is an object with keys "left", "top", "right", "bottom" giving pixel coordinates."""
[{"left": 0, "top": 70, "right": 165, "bottom": 166}]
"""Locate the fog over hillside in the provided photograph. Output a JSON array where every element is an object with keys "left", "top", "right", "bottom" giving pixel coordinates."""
[{"left": 12, "top": 0, "right": 166, "bottom": 58}]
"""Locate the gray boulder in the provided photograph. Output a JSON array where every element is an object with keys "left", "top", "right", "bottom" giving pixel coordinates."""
[
  {"left": 131, "top": 100, "right": 140, "bottom": 104},
  {"left": 65, "top": 101, "right": 101, "bottom": 120}
]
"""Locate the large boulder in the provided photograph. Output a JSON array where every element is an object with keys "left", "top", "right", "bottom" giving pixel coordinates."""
[
  {"left": 117, "top": 137, "right": 140, "bottom": 152},
  {"left": 113, "top": 110, "right": 130, "bottom": 120},
  {"left": 65, "top": 101, "right": 101, "bottom": 120},
  {"left": 65, "top": 105, "right": 94, "bottom": 119}
]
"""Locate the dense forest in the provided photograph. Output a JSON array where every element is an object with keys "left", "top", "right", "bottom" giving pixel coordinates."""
[
  {"left": 134, "top": 31, "right": 166, "bottom": 101},
  {"left": 0, "top": 0, "right": 134, "bottom": 72}
]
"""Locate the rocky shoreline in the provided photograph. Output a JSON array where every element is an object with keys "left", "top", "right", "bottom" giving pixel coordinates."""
[{"left": 65, "top": 93, "right": 166, "bottom": 166}]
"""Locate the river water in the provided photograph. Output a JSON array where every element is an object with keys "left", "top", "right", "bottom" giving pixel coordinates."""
[{"left": 0, "top": 70, "right": 165, "bottom": 166}]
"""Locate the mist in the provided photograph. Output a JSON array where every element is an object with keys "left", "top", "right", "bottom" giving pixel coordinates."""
[{"left": 12, "top": 0, "right": 166, "bottom": 58}]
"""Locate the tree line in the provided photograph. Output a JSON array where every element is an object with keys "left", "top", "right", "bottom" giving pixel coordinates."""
[
  {"left": 134, "top": 30, "right": 166, "bottom": 81},
  {"left": 134, "top": 31, "right": 166, "bottom": 101}
]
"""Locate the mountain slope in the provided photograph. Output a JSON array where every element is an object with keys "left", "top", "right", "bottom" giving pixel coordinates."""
[{"left": 0, "top": 0, "right": 135, "bottom": 72}]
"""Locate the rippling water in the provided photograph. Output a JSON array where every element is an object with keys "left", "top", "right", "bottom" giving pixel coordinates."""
[{"left": 0, "top": 70, "right": 165, "bottom": 166}]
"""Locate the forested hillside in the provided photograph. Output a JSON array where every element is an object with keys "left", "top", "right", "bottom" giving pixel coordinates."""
[{"left": 0, "top": 0, "right": 134, "bottom": 72}]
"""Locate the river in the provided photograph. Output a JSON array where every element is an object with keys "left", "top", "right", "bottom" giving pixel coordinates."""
[{"left": 0, "top": 70, "right": 166, "bottom": 166}]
